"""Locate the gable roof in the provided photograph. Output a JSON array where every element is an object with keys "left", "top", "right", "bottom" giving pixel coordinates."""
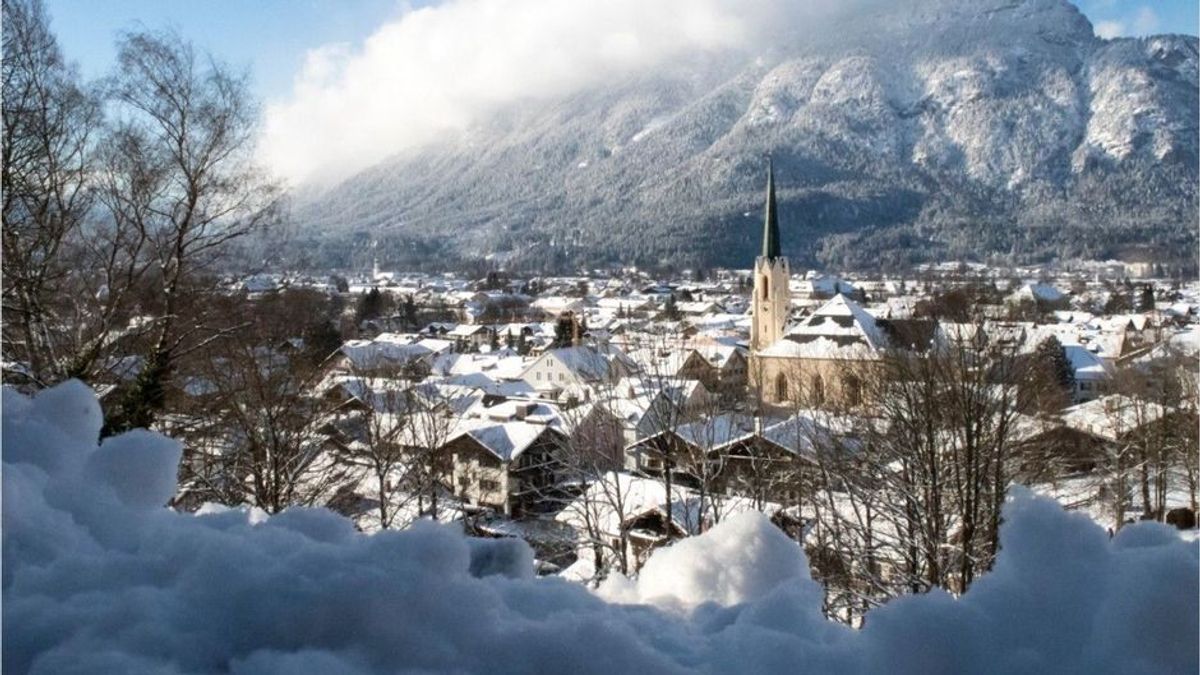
[{"left": 447, "top": 419, "right": 564, "bottom": 462}]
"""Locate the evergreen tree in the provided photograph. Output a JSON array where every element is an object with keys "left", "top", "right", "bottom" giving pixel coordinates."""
[
  {"left": 552, "top": 315, "right": 573, "bottom": 348},
  {"left": 488, "top": 329, "right": 500, "bottom": 351},
  {"left": 1035, "top": 335, "right": 1075, "bottom": 394},
  {"left": 1104, "top": 291, "right": 1131, "bottom": 314},
  {"left": 1138, "top": 285, "right": 1155, "bottom": 312},
  {"left": 505, "top": 329, "right": 515, "bottom": 349},
  {"left": 302, "top": 319, "right": 343, "bottom": 367},
  {"left": 403, "top": 294, "right": 418, "bottom": 328},
  {"left": 663, "top": 293, "right": 681, "bottom": 321},
  {"left": 356, "top": 287, "right": 385, "bottom": 324},
  {"left": 516, "top": 331, "right": 529, "bottom": 356}
]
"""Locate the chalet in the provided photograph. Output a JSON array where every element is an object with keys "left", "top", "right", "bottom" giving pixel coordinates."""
[
  {"left": 519, "top": 345, "right": 635, "bottom": 402},
  {"left": 612, "top": 377, "right": 714, "bottom": 448},
  {"left": 1064, "top": 344, "right": 1112, "bottom": 403},
  {"left": 1011, "top": 395, "right": 1170, "bottom": 479},
  {"left": 441, "top": 410, "right": 570, "bottom": 517},
  {"left": 626, "top": 347, "right": 716, "bottom": 385},
  {"left": 696, "top": 344, "right": 748, "bottom": 391},
  {"left": 627, "top": 412, "right": 830, "bottom": 507},
  {"left": 334, "top": 337, "right": 434, "bottom": 377},
  {"left": 446, "top": 323, "right": 494, "bottom": 349}
]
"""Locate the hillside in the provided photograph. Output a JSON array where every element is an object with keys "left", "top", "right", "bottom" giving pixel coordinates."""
[{"left": 286, "top": 0, "right": 1198, "bottom": 273}]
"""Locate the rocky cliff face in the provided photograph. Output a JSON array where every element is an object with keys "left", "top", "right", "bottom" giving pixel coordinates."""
[{"left": 290, "top": 0, "right": 1197, "bottom": 273}]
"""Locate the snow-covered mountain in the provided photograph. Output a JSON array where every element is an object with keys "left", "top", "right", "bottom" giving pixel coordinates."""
[{"left": 290, "top": 0, "right": 1198, "bottom": 272}]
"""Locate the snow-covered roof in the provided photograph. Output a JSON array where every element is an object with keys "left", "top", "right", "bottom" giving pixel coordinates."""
[
  {"left": 1060, "top": 395, "right": 1167, "bottom": 442},
  {"left": 447, "top": 419, "right": 561, "bottom": 462},
  {"left": 773, "top": 294, "right": 885, "bottom": 358},
  {"left": 1064, "top": 344, "right": 1112, "bottom": 381},
  {"left": 340, "top": 339, "right": 432, "bottom": 370}
]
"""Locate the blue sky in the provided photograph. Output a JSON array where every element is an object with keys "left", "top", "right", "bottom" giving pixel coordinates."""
[
  {"left": 44, "top": 0, "right": 415, "bottom": 100},
  {"left": 45, "top": 0, "right": 1199, "bottom": 104}
]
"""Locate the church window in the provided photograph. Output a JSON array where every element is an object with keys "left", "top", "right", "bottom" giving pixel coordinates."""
[
  {"left": 843, "top": 375, "right": 862, "bottom": 407},
  {"left": 760, "top": 277, "right": 769, "bottom": 300},
  {"left": 811, "top": 375, "right": 825, "bottom": 406},
  {"left": 775, "top": 373, "right": 788, "bottom": 401}
]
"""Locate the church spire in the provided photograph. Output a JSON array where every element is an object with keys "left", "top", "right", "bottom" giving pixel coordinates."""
[{"left": 762, "top": 155, "right": 780, "bottom": 261}]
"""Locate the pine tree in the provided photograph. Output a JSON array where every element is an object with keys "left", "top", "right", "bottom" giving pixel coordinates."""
[
  {"left": 1138, "top": 285, "right": 1155, "bottom": 312},
  {"left": 356, "top": 287, "right": 386, "bottom": 324},
  {"left": 505, "top": 329, "right": 515, "bottom": 349},
  {"left": 516, "top": 331, "right": 529, "bottom": 356},
  {"left": 403, "top": 294, "right": 418, "bottom": 328},
  {"left": 1035, "top": 335, "right": 1075, "bottom": 393},
  {"left": 663, "top": 293, "right": 681, "bottom": 321},
  {"left": 553, "top": 315, "right": 573, "bottom": 348}
]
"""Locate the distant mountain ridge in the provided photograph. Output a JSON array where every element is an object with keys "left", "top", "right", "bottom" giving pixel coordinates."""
[{"left": 287, "top": 0, "right": 1198, "bottom": 273}]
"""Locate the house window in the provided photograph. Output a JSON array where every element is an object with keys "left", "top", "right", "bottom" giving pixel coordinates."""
[
  {"left": 479, "top": 478, "right": 500, "bottom": 492},
  {"left": 1080, "top": 381, "right": 1092, "bottom": 392},
  {"left": 811, "top": 375, "right": 825, "bottom": 406},
  {"left": 775, "top": 373, "right": 788, "bottom": 401},
  {"left": 536, "top": 372, "right": 541, "bottom": 380},
  {"left": 558, "top": 372, "right": 565, "bottom": 382}
]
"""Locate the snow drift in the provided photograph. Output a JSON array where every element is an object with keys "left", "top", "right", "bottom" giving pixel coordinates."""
[{"left": 3, "top": 381, "right": 1197, "bottom": 673}]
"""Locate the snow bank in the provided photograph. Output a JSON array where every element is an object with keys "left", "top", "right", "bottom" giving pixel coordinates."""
[
  {"left": 4, "top": 381, "right": 1197, "bottom": 674},
  {"left": 598, "top": 511, "right": 824, "bottom": 612}
]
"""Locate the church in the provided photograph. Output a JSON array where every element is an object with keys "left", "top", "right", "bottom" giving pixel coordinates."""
[{"left": 748, "top": 160, "right": 929, "bottom": 409}]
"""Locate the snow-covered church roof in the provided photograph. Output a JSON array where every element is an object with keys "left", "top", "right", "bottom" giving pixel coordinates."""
[{"left": 761, "top": 294, "right": 885, "bottom": 359}]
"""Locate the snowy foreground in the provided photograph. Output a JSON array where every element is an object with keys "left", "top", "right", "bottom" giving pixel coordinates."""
[{"left": 4, "top": 382, "right": 1197, "bottom": 674}]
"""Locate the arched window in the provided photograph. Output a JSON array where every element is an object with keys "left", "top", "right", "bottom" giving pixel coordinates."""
[
  {"left": 843, "top": 374, "right": 862, "bottom": 407},
  {"left": 810, "top": 375, "right": 825, "bottom": 407},
  {"left": 760, "top": 277, "right": 769, "bottom": 300},
  {"left": 775, "top": 373, "right": 788, "bottom": 402}
]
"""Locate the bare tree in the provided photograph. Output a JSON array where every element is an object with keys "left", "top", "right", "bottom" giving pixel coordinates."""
[
  {"left": 802, "top": 318, "right": 1037, "bottom": 623},
  {"left": 100, "top": 29, "right": 280, "bottom": 433},
  {"left": 404, "top": 383, "right": 458, "bottom": 520},
  {"left": 172, "top": 289, "right": 342, "bottom": 513},
  {"left": 324, "top": 372, "right": 417, "bottom": 529},
  {"left": 552, "top": 386, "right": 637, "bottom": 581},
  {"left": 1, "top": 0, "right": 103, "bottom": 385}
]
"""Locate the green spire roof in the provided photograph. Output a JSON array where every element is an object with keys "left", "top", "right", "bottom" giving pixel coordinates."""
[{"left": 762, "top": 156, "right": 781, "bottom": 260}]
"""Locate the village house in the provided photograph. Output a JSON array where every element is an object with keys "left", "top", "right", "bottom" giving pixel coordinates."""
[
  {"left": 438, "top": 398, "right": 624, "bottom": 517},
  {"left": 519, "top": 344, "right": 636, "bottom": 403}
]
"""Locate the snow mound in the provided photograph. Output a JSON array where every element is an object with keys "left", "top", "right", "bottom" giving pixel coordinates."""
[
  {"left": 599, "top": 511, "right": 822, "bottom": 613},
  {"left": 3, "top": 381, "right": 1197, "bottom": 674}
]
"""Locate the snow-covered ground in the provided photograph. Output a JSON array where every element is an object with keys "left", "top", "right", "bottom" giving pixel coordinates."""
[{"left": 4, "top": 381, "right": 1197, "bottom": 673}]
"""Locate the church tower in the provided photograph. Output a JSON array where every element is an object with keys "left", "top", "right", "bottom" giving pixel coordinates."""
[{"left": 750, "top": 158, "right": 790, "bottom": 352}]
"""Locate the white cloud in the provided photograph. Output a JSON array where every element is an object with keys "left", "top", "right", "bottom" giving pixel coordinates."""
[
  {"left": 1094, "top": 19, "right": 1125, "bottom": 39},
  {"left": 1091, "top": 5, "right": 1161, "bottom": 40},
  {"left": 258, "top": 0, "right": 795, "bottom": 187}
]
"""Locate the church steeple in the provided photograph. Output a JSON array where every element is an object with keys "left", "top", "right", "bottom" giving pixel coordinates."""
[
  {"left": 750, "top": 155, "right": 789, "bottom": 354},
  {"left": 762, "top": 156, "right": 780, "bottom": 261}
]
